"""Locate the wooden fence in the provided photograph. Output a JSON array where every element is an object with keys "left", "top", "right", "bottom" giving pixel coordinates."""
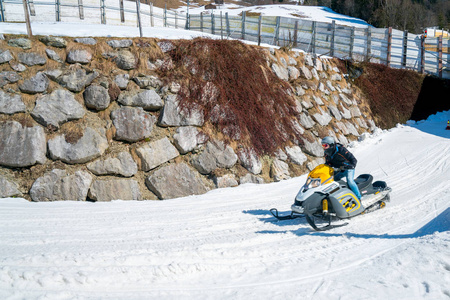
[
  {"left": 0, "top": 0, "right": 449, "bottom": 79},
  {"left": 188, "top": 12, "right": 450, "bottom": 79}
]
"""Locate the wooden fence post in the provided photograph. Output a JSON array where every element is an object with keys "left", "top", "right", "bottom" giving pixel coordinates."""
[
  {"left": 401, "top": 30, "right": 408, "bottom": 68},
  {"left": 349, "top": 26, "right": 355, "bottom": 60},
  {"left": 419, "top": 35, "right": 425, "bottom": 73},
  {"left": 226, "top": 12, "right": 230, "bottom": 37},
  {"left": 275, "top": 16, "right": 280, "bottom": 46},
  {"left": 78, "top": 0, "right": 84, "bottom": 20},
  {"left": 220, "top": 11, "right": 223, "bottom": 39},
  {"left": 200, "top": 13, "right": 203, "bottom": 32},
  {"left": 55, "top": 0, "right": 61, "bottom": 22},
  {"left": 211, "top": 13, "right": 215, "bottom": 35},
  {"left": 330, "top": 20, "right": 336, "bottom": 57},
  {"left": 257, "top": 15, "right": 262, "bottom": 46},
  {"left": 438, "top": 36, "right": 443, "bottom": 78},
  {"left": 28, "top": 0, "right": 36, "bottom": 16},
  {"left": 119, "top": 0, "right": 124, "bottom": 23},
  {"left": 293, "top": 20, "right": 298, "bottom": 47},
  {"left": 22, "top": 0, "right": 32, "bottom": 37},
  {"left": 164, "top": 4, "right": 166, "bottom": 27},
  {"left": 175, "top": 11, "right": 178, "bottom": 28},
  {"left": 0, "top": 0, "right": 5, "bottom": 22},
  {"left": 387, "top": 27, "right": 392, "bottom": 67},
  {"left": 241, "top": 11, "right": 246, "bottom": 40},
  {"left": 311, "top": 21, "right": 316, "bottom": 55},
  {"left": 366, "top": 27, "right": 372, "bottom": 61},
  {"left": 100, "top": 0, "right": 106, "bottom": 24},
  {"left": 136, "top": 0, "right": 142, "bottom": 37}
]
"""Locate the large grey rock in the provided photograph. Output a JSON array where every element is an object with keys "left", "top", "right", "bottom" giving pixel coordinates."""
[
  {"left": 146, "top": 163, "right": 209, "bottom": 200},
  {"left": 239, "top": 173, "right": 264, "bottom": 184},
  {"left": 285, "top": 145, "right": 307, "bottom": 165},
  {"left": 301, "top": 138, "right": 324, "bottom": 157},
  {"left": 83, "top": 84, "right": 111, "bottom": 111},
  {"left": 350, "top": 106, "right": 362, "bottom": 117},
  {"left": 133, "top": 75, "right": 163, "bottom": 89},
  {"left": 0, "top": 71, "right": 21, "bottom": 88},
  {"left": 271, "top": 158, "right": 290, "bottom": 181},
  {"left": 114, "top": 74, "right": 129, "bottom": 89},
  {"left": 87, "top": 151, "right": 137, "bottom": 177},
  {"left": 44, "top": 69, "right": 63, "bottom": 81},
  {"left": 9, "top": 61, "right": 26, "bottom": 72},
  {"left": 31, "top": 89, "right": 85, "bottom": 128},
  {"left": 45, "top": 49, "right": 63, "bottom": 63},
  {"left": 0, "top": 90, "right": 25, "bottom": 114},
  {"left": 118, "top": 89, "right": 163, "bottom": 110},
  {"left": 339, "top": 93, "right": 353, "bottom": 105},
  {"left": 191, "top": 140, "right": 238, "bottom": 174},
  {"left": 339, "top": 104, "right": 352, "bottom": 119},
  {"left": 48, "top": 127, "right": 108, "bottom": 164},
  {"left": 159, "top": 94, "right": 204, "bottom": 127},
  {"left": 312, "top": 108, "right": 332, "bottom": 126},
  {"left": 346, "top": 121, "right": 360, "bottom": 136},
  {"left": 328, "top": 105, "right": 342, "bottom": 121},
  {"left": 307, "top": 157, "right": 326, "bottom": 171},
  {"left": 39, "top": 36, "right": 67, "bottom": 48},
  {"left": 157, "top": 41, "right": 175, "bottom": 53},
  {"left": 115, "top": 50, "right": 136, "bottom": 70},
  {"left": 0, "top": 50, "right": 14, "bottom": 64},
  {"left": 58, "top": 69, "right": 99, "bottom": 92},
  {"left": 67, "top": 49, "right": 92, "bottom": 64},
  {"left": 19, "top": 72, "right": 49, "bottom": 94},
  {"left": 88, "top": 179, "right": 141, "bottom": 201},
  {"left": 288, "top": 66, "right": 300, "bottom": 80},
  {"left": 300, "top": 66, "right": 313, "bottom": 80},
  {"left": 237, "top": 148, "right": 262, "bottom": 175},
  {"left": 107, "top": 39, "right": 133, "bottom": 48},
  {"left": 173, "top": 126, "right": 207, "bottom": 154},
  {"left": 111, "top": 106, "right": 156, "bottom": 142},
  {"left": 30, "top": 169, "right": 92, "bottom": 201},
  {"left": 0, "top": 176, "right": 21, "bottom": 198},
  {"left": 298, "top": 112, "right": 315, "bottom": 129},
  {"left": 271, "top": 63, "right": 289, "bottom": 81},
  {"left": 18, "top": 52, "right": 47, "bottom": 66},
  {"left": 213, "top": 174, "right": 238, "bottom": 188},
  {"left": 74, "top": 37, "right": 97, "bottom": 45},
  {"left": 0, "top": 121, "right": 47, "bottom": 167},
  {"left": 135, "top": 137, "right": 179, "bottom": 171},
  {"left": 8, "top": 38, "right": 31, "bottom": 49}
]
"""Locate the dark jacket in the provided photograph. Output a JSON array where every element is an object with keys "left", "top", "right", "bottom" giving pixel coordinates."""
[{"left": 324, "top": 143, "right": 357, "bottom": 169}]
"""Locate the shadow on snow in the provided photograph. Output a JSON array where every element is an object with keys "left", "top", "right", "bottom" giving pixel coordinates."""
[{"left": 244, "top": 207, "right": 450, "bottom": 238}]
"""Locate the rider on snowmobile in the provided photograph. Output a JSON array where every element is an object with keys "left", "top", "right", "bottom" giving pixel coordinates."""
[{"left": 321, "top": 136, "right": 362, "bottom": 200}]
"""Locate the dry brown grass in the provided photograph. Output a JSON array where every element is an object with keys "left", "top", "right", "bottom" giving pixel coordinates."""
[
  {"left": 345, "top": 61, "right": 424, "bottom": 129},
  {"left": 160, "top": 38, "right": 303, "bottom": 155}
]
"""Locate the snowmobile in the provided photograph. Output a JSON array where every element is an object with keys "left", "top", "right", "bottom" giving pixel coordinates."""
[{"left": 270, "top": 164, "right": 392, "bottom": 231}]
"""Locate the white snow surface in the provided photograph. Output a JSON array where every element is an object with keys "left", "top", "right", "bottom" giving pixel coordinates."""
[
  {"left": 0, "top": 8, "right": 449, "bottom": 299},
  {"left": 1, "top": 112, "right": 449, "bottom": 298}
]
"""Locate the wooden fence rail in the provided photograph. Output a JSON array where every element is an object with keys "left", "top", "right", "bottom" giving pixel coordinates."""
[{"left": 0, "top": 0, "right": 448, "bottom": 79}]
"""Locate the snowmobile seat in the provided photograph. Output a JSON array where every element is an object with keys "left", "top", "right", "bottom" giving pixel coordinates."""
[{"left": 355, "top": 174, "right": 373, "bottom": 191}]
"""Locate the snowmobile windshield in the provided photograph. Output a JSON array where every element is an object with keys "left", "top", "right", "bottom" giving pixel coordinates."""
[
  {"left": 303, "top": 178, "right": 322, "bottom": 191},
  {"left": 302, "top": 164, "right": 334, "bottom": 191}
]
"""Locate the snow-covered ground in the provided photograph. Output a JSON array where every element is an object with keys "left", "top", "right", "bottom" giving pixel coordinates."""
[
  {"left": 0, "top": 6, "right": 449, "bottom": 299},
  {"left": 1, "top": 111, "right": 449, "bottom": 299},
  {"left": 182, "top": 4, "right": 371, "bottom": 27}
]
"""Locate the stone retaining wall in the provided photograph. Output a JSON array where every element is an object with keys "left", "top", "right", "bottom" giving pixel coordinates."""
[{"left": 0, "top": 35, "right": 376, "bottom": 201}]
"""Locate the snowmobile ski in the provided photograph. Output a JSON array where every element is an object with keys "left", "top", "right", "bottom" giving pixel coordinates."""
[
  {"left": 270, "top": 208, "right": 304, "bottom": 221},
  {"left": 305, "top": 213, "right": 348, "bottom": 231}
]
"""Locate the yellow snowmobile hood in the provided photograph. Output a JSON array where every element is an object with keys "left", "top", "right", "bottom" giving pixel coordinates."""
[{"left": 308, "top": 164, "right": 334, "bottom": 184}]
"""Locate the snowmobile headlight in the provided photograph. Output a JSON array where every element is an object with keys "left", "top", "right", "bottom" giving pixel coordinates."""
[{"left": 303, "top": 178, "right": 321, "bottom": 191}]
